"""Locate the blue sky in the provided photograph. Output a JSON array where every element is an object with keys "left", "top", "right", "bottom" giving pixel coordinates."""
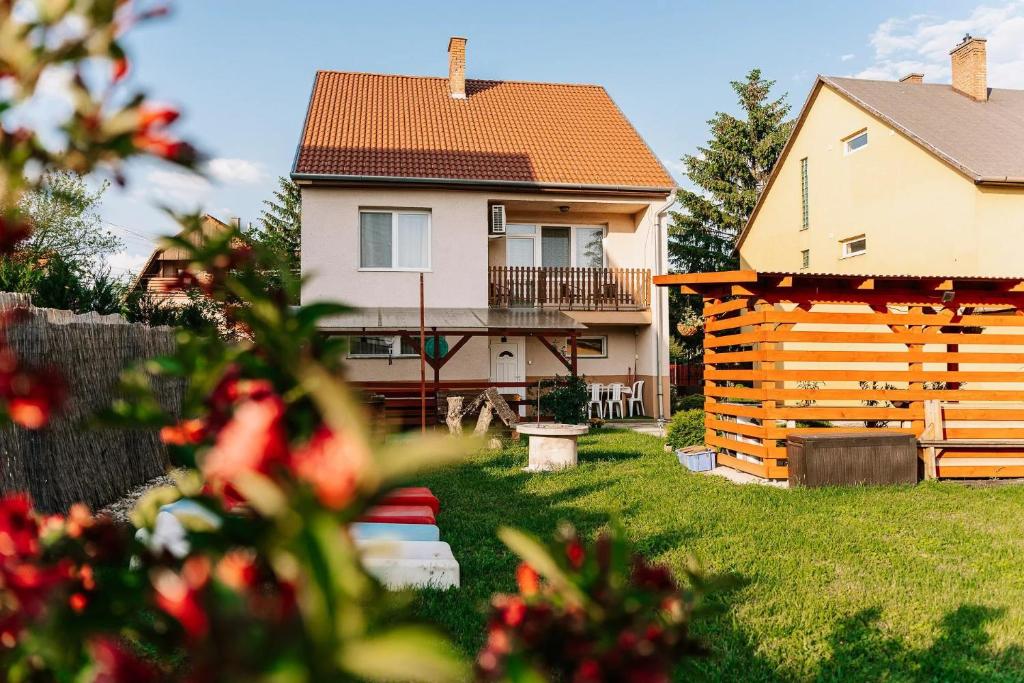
[{"left": 100, "top": 0, "right": 1024, "bottom": 274}]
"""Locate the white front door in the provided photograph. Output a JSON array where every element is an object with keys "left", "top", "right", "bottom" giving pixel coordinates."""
[{"left": 490, "top": 341, "right": 524, "bottom": 386}]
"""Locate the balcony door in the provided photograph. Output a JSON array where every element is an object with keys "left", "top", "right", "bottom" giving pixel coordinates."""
[{"left": 505, "top": 224, "right": 606, "bottom": 269}]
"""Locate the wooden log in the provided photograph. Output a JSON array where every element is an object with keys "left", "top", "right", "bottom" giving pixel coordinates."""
[{"left": 446, "top": 396, "right": 464, "bottom": 435}]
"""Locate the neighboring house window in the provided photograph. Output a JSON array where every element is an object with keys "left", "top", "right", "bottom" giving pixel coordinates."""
[
  {"left": 841, "top": 235, "right": 867, "bottom": 258},
  {"left": 800, "top": 157, "right": 809, "bottom": 230},
  {"left": 568, "top": 336, "right": 607, "bottom": 358},
  {"left": 359, "top": 210, "right": 430, "bottom": 270},
  {"left": 844, "top": 130, "right": 868, "bottom": 155},
  {"left": 801, "top": 249, "right": 810, "bottom": 269},
  {"left": 348, "top": 335, "right": 417, "bottom": 358}
]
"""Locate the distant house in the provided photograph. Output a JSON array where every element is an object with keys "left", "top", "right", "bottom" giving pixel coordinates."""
[
  {"left": 129, "top": 214, "right": 235, "bottom": 303},
  {"left": 291, "top": 37, "right": 675, "bottom": 419},
  {"left": 739, "top": 36, "right": 1024, "bottom": 276}
]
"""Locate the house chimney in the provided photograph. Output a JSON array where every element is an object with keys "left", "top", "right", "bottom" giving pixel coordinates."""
[
  {"left": 448, "top": 36, "right": 467, "bottom": 99},
  {"left": 950, "top": 34, "right": 988, "bottom": 101},
  {"left": 229, "top": 216, "right": 241, "bottom": 229},
  {"left": 899, "top": 73, "right": 924, "bottom": 84}
]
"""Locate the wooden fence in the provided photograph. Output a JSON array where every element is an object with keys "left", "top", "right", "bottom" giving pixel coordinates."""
[
  {"left": 0, "top": 293, "right": 181, "bottom": 512},
  {"left": 488, "top": 267, "right": 651, "bottom": 310},
  {"left": 669, "top": 362, "right": 703, "bottom": 390},
  {"left": 655, "top": 270, "right": 1024, "bottom": 480}
]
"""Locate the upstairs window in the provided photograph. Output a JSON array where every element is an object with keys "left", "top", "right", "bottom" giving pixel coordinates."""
[
  {"left": 800, "top": 157, "right": 809, "bottom": 230},
  {"left": 801, "top": 249, "right": 810, "bottom": 269},
  {"left": 360, "top": 210, "right": 430, "bottom": 270},
  {"left": 841, "top": 235, "right": 867, "bottom": 258},
  {"left": 844, "top": 130, "right": 868, "bottom": 155}
]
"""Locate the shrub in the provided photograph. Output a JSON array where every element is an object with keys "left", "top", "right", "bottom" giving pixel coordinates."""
[
  {"left": 539, "top": 375, "right": 589, "bottom": 424},
  {"left": 674, "top": 393, "right": 705, "bottom": 412},
  {"left": 478, "top": 523, "right": 718, "bottom": 681},
  {"left": 666, "top": 409, "right": 705, "bottom": 450}
]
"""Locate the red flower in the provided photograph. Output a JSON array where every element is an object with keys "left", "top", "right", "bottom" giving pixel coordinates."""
[
  {"left": 215, "top": 549, "right": 258, "bottom": 592},
  {"left": 500, "top": 596, "right": 526, "bottom": 627},
  {"left": 292, "top": 427, "right": 368, "bottom": 509},
  {"left": 201, "top": 394, "right": 287, "bottom": 496},
  {"left": 0, "top": 366, "right": 65, "bottom": 430},
  {"left": 566, "top": 539, "right": 585, "bottom": 569},
  {"left": 152, "top": 558, "right": 210, "bottom": 640},
  {"left": 137, "top": 104, "right": 180, "bottom": 130},
  {"left": 160, "top": 419, "right": 206, "bottom": 446},
  {"left": 112, "top": 57, "right": 130, "bottom": 83},
  {"left": 69, "top": 592, "right": 88, "bottom": 612},
  {"left": 133, "top": 131, "right": 197, "bottom": 163},
  {"left": 573, "top": 659, "right": 602, "bottom": 683},
  {"left": 516, "top": 562, "right": 540, "bottom": 596},
  {"left": 0, "top": 214, "right": 32, "bottom": 254},
  {"left": 90, "top": 636, "right": 162, "bottom": 682}
]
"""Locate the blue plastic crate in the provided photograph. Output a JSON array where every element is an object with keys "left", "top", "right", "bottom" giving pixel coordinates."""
[{"left": 677, "top": 448, "right": 716, "bottom": 472}]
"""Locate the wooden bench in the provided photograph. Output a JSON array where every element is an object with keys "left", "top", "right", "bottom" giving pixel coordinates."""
[{"left": 919, "top": 400, "right": 1024, "bottom": 479}]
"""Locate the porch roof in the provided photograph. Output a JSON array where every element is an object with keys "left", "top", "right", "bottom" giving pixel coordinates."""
[{"left": 318, "top": 307, "right": 587, "bottom": 334}]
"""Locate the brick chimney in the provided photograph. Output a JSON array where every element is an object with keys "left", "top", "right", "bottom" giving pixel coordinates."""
[
  {"left": 899, "top": 73, "right": 924, "bottom": 84},
  {"left": 950, "top": 35, "right": 987, "bottom": 101},
  {"left": 448, "top": 37, "right": 467, "bottom": 99}
]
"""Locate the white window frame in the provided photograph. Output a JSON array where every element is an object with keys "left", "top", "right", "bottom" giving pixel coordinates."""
[
  {"left": 569, "top": 335, "right": 608, "bottom": 359},
  {"left": 505, "top": 223, "right": 607, "bottom": 268},
  {"left": 346, "top": 335, "right": 418, "bottom": 359},
  {"left": 358, "top": 209, "right": 432, "bottom": 272},
  {"left": 840, "top": 235, "right": 867, "bottom": 259},
  {"left": 843, "top": 130, "right": 869, "bottom": 155}
]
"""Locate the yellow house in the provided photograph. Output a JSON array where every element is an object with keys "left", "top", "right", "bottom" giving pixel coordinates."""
[{"left": 738, "top": 36, "right": 1024, "bottom": 276}]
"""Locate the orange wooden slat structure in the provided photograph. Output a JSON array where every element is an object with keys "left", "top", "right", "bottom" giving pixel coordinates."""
[{"left": 653, "top": 270, "right": 1024, "bottom": 480}]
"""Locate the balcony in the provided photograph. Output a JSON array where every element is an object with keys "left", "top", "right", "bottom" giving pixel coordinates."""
[{"left": 488, "top": 266, "right": 651, "bottom": 311}]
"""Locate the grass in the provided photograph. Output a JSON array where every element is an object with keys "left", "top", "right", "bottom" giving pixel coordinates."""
[{"left": 410, "top": 428, "right": 1024, "bottom": 681}]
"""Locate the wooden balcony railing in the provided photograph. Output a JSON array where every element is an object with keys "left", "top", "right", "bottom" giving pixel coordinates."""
[{"left": 488, "top": 266, "right": 651, "bottom": 311}]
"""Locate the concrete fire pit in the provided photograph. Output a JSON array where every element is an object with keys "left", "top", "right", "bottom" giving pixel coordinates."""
[{"left": 517, "top": 423, "right": 590, "bottom": 471}]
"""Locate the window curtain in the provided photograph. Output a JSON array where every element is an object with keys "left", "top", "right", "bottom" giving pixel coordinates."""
[
  {"left": 360, "top": 213, "right": 392, "bottom": 267},
  {"left": 541, "top": 227, "right": 571, "bottom": 267},
  {"left": 395, "top": 213, "right": 428, "bottom": 269}
]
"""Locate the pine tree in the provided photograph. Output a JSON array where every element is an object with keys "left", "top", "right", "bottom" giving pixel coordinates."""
[
  {"left": 254, "top": 176, "right": 301, "bottom": 273},
  {"left": 668, "top": 69, "right": 792, "bottom": 360},
  {"left": 669, "top": 69, "right": 792, "bottom": 274}
]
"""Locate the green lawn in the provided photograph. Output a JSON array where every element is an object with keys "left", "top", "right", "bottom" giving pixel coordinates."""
[{"left": 410, "top": 429, "right": 1024, "bottom": 681}]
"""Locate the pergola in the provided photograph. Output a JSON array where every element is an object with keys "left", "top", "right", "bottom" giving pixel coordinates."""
[{"left": 654, "top": 270, "right": 1024, "bottom": 480}]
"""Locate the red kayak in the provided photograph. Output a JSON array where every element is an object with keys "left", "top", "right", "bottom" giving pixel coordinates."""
[
  {"left": 359, "top": 505, "right": 436, "bottom": 525},
  {"left": 379, "top": 487, "right": 440, "bottom": 514}
]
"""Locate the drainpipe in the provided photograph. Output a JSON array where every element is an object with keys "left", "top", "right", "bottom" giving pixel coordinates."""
[{"left": 652, "top": 191, "right": 677, "bottom": 423}]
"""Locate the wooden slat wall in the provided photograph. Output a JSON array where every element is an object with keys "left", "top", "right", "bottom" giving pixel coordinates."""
[{"left": 700, "top": 295, "right": 1024, "bottom": 480}]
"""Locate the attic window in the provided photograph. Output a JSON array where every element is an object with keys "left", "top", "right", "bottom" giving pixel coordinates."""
[
  {"left": 844, "top": 130, "right": 868, "bottom": 155},
  {"left": 841, "top": 235, "right": 867, "bottom": 258}
]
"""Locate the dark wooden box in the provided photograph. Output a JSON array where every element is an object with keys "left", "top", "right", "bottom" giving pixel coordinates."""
[{"left": 787, "top": 432, "right": 918, "bottom": 487}]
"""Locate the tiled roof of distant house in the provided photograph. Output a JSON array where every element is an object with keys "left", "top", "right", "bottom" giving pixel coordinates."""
[
  {"left": 292, "top": 71, "right": 674, "bottom": 192},
  {"left": 824, "top": 76, "right": 1024, "bottom": 183}
]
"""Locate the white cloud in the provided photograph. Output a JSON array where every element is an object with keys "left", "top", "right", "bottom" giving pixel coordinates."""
[
  {"left": 840, "top": 53, "right": 856, "bottom": 62},
  {"left": 138, "top": 168, "right": 212, "bottom": 208},
  {"left": 205, "top": 158, "right": 267, "bottom": 185},
  {"left": 855, "top": 2, "right": 1024, "bottom": 87},
  {"left": 106, "top": 250, "right": 152, "bottom": 275},
  {"left": 660, "top": 157, "right": 686, "bottom": 178}
]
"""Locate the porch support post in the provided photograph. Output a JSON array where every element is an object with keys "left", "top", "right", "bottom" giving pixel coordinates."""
[
  {"left": 536, "top": 334, "right": 571, "bottom": 372},
  {"left": 432, "top": 328, "right": 441, "bottom": 409},
  {"left": 570, "top": 332, "right": 578, "bottom": 377},
  {"left": 436, "top": 334, "right": 473, "bottom": 369}
]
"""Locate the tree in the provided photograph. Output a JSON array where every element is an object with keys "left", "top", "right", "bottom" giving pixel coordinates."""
[
  {"left": 668, "top": 69, "right": 792, "bottom": 358},
  {"left": 16, "top": 171, "right": 123, "bottom": 268},
  {"left": 669, "top": 69, "right": 792, "bottom": 274},
  {"left": 253, "top": 176, "right": 301, "bottom": 273}
]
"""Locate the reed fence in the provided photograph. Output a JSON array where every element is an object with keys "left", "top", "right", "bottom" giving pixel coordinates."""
[{"left": 0, "top": 293, "right": 181, "bottom": 512}]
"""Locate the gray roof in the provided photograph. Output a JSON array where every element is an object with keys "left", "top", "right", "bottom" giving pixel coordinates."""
[
  {"left": 318, "top": 307, "right": 587, "bottom": 332},
  {"left": 824, "top": 76, "right": 1024, "bottom": 183}
]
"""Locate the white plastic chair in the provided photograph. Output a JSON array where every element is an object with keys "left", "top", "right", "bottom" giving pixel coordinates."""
[
  {"left": 605, "top": 383, "right": 625, "bottom": 419},
  {"left": 587, "top": 383, "right": 604, "bottom": 418},
  {"left": 628, "top": 379, "right": 645, "bottom": 417}
]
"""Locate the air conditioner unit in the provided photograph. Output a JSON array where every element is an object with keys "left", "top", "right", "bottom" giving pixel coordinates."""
[{"left": 490, "top": 204, "right": 506, "bottom": 235}]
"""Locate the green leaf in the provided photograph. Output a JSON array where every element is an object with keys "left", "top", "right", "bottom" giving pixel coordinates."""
[
  {"left": 295, "top": 301, "right": 350, "bottom": 329},
  {"left": 498, "top": 527, "right": 585, "bottom": 606},
  {"left": 374, "top": 433, "right": 477, "bottom": 486},
  {"left": 339, "top": 626, "right": 467, "bottom": 682}
]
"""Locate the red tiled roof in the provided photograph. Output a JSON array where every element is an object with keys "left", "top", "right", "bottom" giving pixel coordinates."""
[{"left": 292, "top": 71, "right": 674, "bottom": 192}]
